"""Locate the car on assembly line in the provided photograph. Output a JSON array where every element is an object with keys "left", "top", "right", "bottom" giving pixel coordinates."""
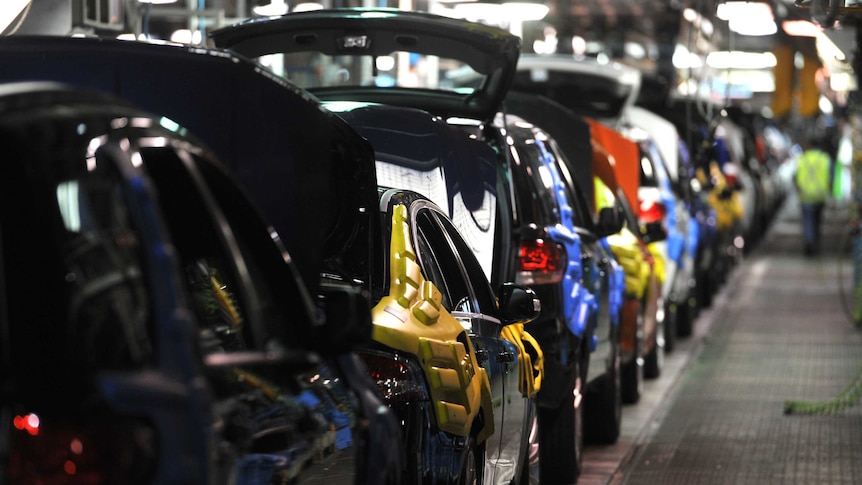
[
  {"left": 210, "top": 9, "right": 623, "bottom": 483},
  {"left": 0, "top": 82, "right": 402, "bottom": 485},
  {"left": 591, "top": 131, "right": 664, "bottom": 404},
  {"left": 0, "top": 36, "right": 418, "bottom": 485},
  {"left": 361, "top": 187, "right": 541, "bottom": 485},
  {"left": 500, "top": 90, "right": 665, "bottom": 411},
  {"left": 329, "top": 101, "right": 544, "bottom": 485},
  {"left": 511, "top": 54, "right": 697, "bottom": 347},
  {"left": 496, "top": 112, "right": 625, "bottom": 452}
]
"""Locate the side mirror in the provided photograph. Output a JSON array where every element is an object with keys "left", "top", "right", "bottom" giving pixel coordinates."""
[
  {"left": 640, "top": 221, "right": 668, "bottom": 243},
  {"left": 315, "top": 283, "right": 373, "bottom": 355},
  {"left": 595, "top": 205, "right": 625, "bottom": 238},
  {"left": 498, "top": 283, "right": 541, "bottom": 326}
]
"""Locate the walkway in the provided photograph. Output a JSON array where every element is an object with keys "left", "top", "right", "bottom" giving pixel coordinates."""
[{"left": 580, "top": 195, "right": 862, "bottom": 484}]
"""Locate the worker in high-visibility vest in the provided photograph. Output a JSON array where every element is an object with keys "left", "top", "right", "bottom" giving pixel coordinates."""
[{"left": 795, "top": 138, "right": 832, "bottom": 256}]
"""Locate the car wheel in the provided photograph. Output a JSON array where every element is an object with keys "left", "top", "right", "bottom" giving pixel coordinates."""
[
  {"left": 520, "top": 408, "right": 539, "bottom": 485},
  {"left": 675, "top": 295, "right": 693, "bottom": 338},
  {"left": 620, "top": 307, "right": 643, "bottom": 404},
  {"left": 460, "top": 435, "right": 484, "bottom": 485},
  {"left": 537, "top": 358, "right": 583, "bottom": 484},
  {"left": 664, "top": 300, "right": 678, "bottom": 352},
  {"left": 584, "top": 338, "right": 621, "bottom": 445},
  {"left": 643, "top": 313, "right": 664, "bottom": 379}
]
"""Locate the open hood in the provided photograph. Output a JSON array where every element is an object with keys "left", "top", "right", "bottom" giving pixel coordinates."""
[
  {"left": 211, "top": 8, "right": 521, "bottom": 123},
  {"left": 586, "top": 119, "right": 640, "bottom": 217}
]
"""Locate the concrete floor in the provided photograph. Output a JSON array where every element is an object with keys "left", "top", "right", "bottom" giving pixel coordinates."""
[{"left": 579, "top": 195, "right": 862, "bottom": 485}]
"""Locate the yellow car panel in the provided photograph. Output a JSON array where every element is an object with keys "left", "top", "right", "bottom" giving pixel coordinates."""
[{"left": 371, "top": 204, "right": 493, "bottom": 440}]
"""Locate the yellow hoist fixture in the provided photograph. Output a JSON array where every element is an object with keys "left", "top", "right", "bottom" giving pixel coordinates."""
[{"left": 371, "top": 204, "right": 493, "bottom": 442}]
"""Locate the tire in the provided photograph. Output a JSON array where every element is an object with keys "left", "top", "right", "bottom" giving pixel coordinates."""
[
  {"left": 664, "top": 300, "right": 678, "bottom": 353},
  {"left": 620, "top": 307, "right": 643, "bottom": 404},
  {"left": 644, "top": 310, "right": 664, "bottom": 379},
  {"left": 520, "top": 409, "right": 539, "bottom": 485},
  {"left": 675, "top": 295, "right": 693, "bottom": 338},
  {"left": 583, "top": 338, "right": 621, "bottom": 445},
  {"left": 459, "top": 435, "right": 485, "bottom": 485},
  {"left": 537, "top": 358, "right": 583, "bottom": 484},
  {"left": 620, "top": 354, "right": 643, "bottom": 404}
]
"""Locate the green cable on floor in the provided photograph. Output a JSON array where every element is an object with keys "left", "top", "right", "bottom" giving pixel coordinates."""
[{"left": 783, "top": 363, "right": 862, "bottom": 415}]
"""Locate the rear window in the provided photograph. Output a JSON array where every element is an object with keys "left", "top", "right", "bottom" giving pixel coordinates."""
[
  {"left": 511, "top": 70, "right": 632, "bottom": 120},
  {"left": 256, "top": 50, "right": 484, "bottom": 92}
]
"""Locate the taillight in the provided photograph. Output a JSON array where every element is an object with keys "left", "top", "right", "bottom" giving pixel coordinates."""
[
  {"left": 357, "top": 351, "right": 429, "bottom": 406},
  {"left": 639, "top": 199, "right": 666, "bottom": 224},
  {"left": 7, "top": 413, "right": 158, "bottom": 485},
  {"left": 516, "top": 239, "right": 565, "bottom": 285}
]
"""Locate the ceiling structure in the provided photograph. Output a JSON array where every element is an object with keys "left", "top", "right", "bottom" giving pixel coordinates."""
[{"left": 8, "top": 0, "right": 860, "bottom": 115}]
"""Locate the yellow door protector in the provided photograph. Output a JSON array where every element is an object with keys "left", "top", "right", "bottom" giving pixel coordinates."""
[
  {"left": 371, "top": 204, "right": 493, "bottom": 440},
  {"left": 500, "top": 323, "right": 544, "bottom": 398}
]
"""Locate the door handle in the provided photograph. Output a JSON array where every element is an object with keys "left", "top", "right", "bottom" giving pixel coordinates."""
[
  {"left": 496, "top": 351, "right": 515, "bottom": 364},
  {"left": 475, "top": 348, "right": 489, "bottom": 364}
]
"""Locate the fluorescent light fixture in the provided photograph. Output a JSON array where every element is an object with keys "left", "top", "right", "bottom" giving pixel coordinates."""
[
  {"left": 729, "top": 17, "right": 776, "bottom": 36},
  {"left": 717, "top": 1, "right": 776, "bottom": 36},
  {"left": 501, "top": 2, "right": 549, "bottom": 21},
  {"left": 706, "top": 50, "right": 777, "bottom": 70},
  {"left": 138, "top": 0, "right": 179, "bottom": 3},
  {"left": 253, "top": 0, "right": 288, "bottom": 16},
  {"left": 716, "top": 1, "right": 765, "bottom": 20},
  {"left": 293, "top": 2, "right": 323, "bottom": 12},
  {"left": 170, "top": 29, "right": 203, "bottom": 44},
  {"left": 449, "top": 0, "right": 548, "bottom": 22},
  {"left": 672, "top": 44, "right": 703, "bottom": 69}
]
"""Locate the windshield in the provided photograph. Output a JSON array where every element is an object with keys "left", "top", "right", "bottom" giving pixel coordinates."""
[{"left": 257, "top": 50, "right": 485, "bottom": 92}]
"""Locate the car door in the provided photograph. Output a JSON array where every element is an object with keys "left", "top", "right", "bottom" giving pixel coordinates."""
[
  {"left": 410, "top": 202, "right": 525, "bottom": 485},
  {"left": 139, "top": 141, "right": 389, "bottom": 485}
]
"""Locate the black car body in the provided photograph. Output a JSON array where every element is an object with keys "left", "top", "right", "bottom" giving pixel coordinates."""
[
  {"left": 0, "top": 82, "right": 401, "bottom": 484},
  {"left": 211, "top": 9, "right": 622, "bottom": 483},
  {"left": 321, "top": 99, "right": 542, "bottom": 485},
  {"left": 497, "top": 110, "right": 625, "bottom": 453}
]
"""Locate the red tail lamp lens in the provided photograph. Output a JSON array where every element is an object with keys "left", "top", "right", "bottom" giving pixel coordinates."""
[
  {"left": 7, "top": 414, "right": 157, "bottom": 485},
  {"left": 516, "top": 239, "right": 565, "bottom": 285},
  {"left": 639, "top": 199, "right": 666, "bottom": 224},
  {"left": 358, "top": 352, "right": 428, "bottom": 406}
]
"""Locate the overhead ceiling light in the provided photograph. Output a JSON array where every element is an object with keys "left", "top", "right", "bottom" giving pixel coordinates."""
[
  {"left": 706, "top": 50, "right": 777, "bottom": 70},
  {"left": 717, "top": 1, "right": 777, "bottom": 36},
  {"left": 500, "top": 1, "right": 549, "bottom": 21},
  {"left": 138, "top": 0, "right": 179, "bottom": 4},
  {"left": 446, "top": 0, "right": 548, "bottom": 22},
  {"left": 253, "top": 0, "right": 288, "bottom": 16},
  {"left": 293, "top": 2, "right": 323, "bottom": 12}
]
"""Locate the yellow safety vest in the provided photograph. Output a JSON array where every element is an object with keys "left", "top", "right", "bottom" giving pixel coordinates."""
[{"left": 795, "top": 149, "right": 831, "bottom": 204}]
